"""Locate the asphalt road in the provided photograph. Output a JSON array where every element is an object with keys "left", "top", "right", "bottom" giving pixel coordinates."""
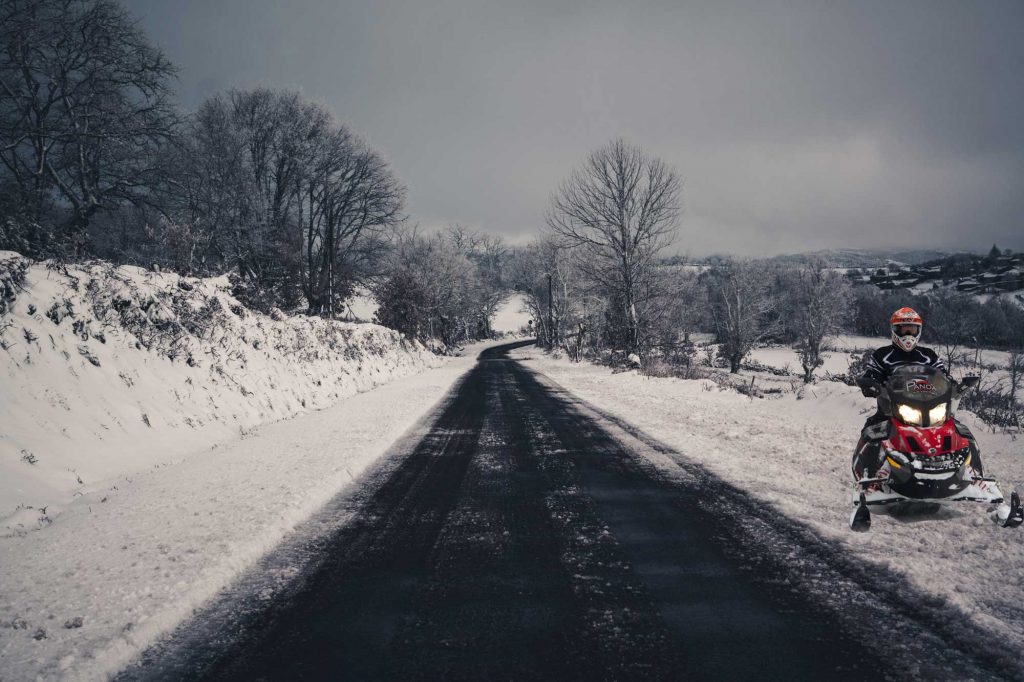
[{"left": 123, "top": 341, "right": 1019, "bottom": 681}]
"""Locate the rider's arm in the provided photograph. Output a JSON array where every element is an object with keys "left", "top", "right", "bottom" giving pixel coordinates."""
[
  {"left": 858, "top": 350, "right": 885, "bottom": 396},
  {"left": 924, "top": 348, "right": 951, "bottom": 378}
]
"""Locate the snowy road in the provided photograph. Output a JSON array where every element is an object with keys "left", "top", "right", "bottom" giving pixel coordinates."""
[{"left": 123, "top": 342, "right": 1016, "bottom": 681}]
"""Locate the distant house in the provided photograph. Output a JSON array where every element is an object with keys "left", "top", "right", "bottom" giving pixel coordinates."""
[
  {"left": 956, "top": 278, "right": 980, "bottom": 292},
  {"left": 849, "top": 250, "right": 1024, "bottom": 297}
]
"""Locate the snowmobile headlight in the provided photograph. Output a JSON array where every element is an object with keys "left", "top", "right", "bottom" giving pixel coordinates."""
[
  {"left": 897, "top": 404, "right": 923, "bottom": 425},
  {"left": 928, "top": 403, "right": 947, "bottom": 425}
]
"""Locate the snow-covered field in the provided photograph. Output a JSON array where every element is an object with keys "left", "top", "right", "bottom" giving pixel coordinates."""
[
  {"left": 341, "top": 289, "right": 531, "bottom": 336},
  {"left": 512, "top": 346, "right": 1024, "bottom": 656},
  {"left": 339, "top": 286, "right": 378, "bottom": 322},
  {"left": 491, "top": 292, "right": 531, "bottom": 335},
  {"left": 746, "top": 334, "right": 877, "bottom": 377},
  {"left": 744, "top": 334, "right": 1022, "bottom": 404}
]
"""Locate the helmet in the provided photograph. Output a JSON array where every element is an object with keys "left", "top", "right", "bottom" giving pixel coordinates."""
[{"left": 890, "top": 307, "right": 923, "bottom": 352}]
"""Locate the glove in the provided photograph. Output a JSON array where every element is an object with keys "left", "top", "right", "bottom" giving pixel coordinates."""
[{"left": 859, "top": 380, "right": 881, "bottom": 398}]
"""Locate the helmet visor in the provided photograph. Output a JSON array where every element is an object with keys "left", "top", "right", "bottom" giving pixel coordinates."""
[{"left": 894, "top": 324, "right": 921, "bottom": 338}]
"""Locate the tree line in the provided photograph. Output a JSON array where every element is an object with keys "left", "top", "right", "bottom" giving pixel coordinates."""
[
  {"left": 4, "top": 1, "right": 1021, "bottom": 363},
  {"left": 0, "top": 0, "right": 403, "bottom": 314},
  {"left": 0, "top": 0, "right": 506, "bottom": 348},
  {"left": 513, "top": 139, "right": 1024, "bottom": 383}
]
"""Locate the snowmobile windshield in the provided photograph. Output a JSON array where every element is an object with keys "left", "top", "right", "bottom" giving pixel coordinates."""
[{"left": 886, "top": 367, "right": 952, "bottom": 407}]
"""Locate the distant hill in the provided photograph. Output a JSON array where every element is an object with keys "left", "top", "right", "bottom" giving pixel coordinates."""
[
  {"left": 843, "top": 249, "right": 1024, "bottom": 302},
  {"left": 662, "top": 248, "right": 1024, "bottom": 305},
  {"left": 769, "top": 248, "right": 958, "bottom": 269}
]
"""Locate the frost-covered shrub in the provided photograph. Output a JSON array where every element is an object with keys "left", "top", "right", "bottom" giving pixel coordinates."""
[
  {"left": 741, "top": 357, "right": 793, "bottom": 377},
  {"left": 46, "top": 298, "right": 74, "bottom": 325},
  {"left": 175, "top": 295, "right": 224, "bottom": 339},
  {"left": 0, "top": 254, "right": 29, "bottom": 316},
  {"left": 82, "top": 269, "right": 231, "bottom": 358},
  {"left": 959, "top": 381, "right": 1021, "bottom": 431}
]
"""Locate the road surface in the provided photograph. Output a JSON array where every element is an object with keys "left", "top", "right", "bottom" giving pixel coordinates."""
[{"left": 123, "top": 341, "right": 1016, "bottom": 681}]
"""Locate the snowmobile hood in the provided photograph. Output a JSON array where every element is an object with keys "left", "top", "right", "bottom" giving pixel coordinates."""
[{"left": 885, "top": 366, "right": 951, "bottom": 408}]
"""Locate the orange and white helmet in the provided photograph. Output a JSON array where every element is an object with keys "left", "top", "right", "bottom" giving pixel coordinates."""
[{"left": 890, "top": 307, "right": 923, "bottom": 352}]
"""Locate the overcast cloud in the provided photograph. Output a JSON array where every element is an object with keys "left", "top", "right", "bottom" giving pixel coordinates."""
[{"left": 123, "top": 0, "right": 1024, "bottom": 256}]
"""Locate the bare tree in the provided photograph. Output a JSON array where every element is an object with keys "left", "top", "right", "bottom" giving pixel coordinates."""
[
  {"left": 785, "top": 259, "right": 852, "bottom": 383},
  {"left": 373, "top": 228, "right": 491, "bottom": 346},
  {"left": 169, "top": 88, "right": 404, "bottom": 312},
  {"left": 707, "top": 258, "right": 779, "bottom": 373},
  {"left": 648, "top": 265, "right": 706, "bottom": 372},
  {"left": 927, "top": 291, "right": 975, "bottom": 372},
  {"left": 448, "top": 227, "right": 508, "bottom": 337},
  {"left": 509, "top": 236, "right": 585, "bottom": 351},
  {"left": 0, "top": 0, "right": 178, "bottom": 252},
  {"left": 1008, "top": 348, "right": 1023, "bottom": 421},
  {"left": 445, "top": 224, "right": 481, "bottom": 254},
  {"left": 546, "top": 139, "right": 682, "bottom": 355},
  {"left": 299, "top": 128, "right": 405, "bottom": 317}
]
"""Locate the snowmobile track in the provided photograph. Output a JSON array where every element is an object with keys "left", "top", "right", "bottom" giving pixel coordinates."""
[{"left": 121, "top": 341, "right": 1021, "bottom": 681}]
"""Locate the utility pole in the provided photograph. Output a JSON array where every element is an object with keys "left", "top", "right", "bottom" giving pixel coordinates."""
[{"left": 547, "top": 273, "right": 554, "bottom": 349}]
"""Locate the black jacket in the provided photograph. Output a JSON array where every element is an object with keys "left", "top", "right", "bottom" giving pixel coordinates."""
[{"left": 859, "top": 344, "right": 947, "bottom": 390}]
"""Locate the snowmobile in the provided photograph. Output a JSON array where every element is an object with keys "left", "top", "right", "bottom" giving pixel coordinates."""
[{"left": 850, "top": 365, "right": 1023, "bottom": 532}]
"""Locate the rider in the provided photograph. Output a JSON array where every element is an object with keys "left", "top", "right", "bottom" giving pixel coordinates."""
[{"left": 851, "top": 307, "right": 958, "bottom": 481}]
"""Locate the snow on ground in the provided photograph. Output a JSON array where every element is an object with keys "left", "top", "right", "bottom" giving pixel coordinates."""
[
  {"left": 341, "top": 289, "right": 531, "bottom": 336},
  {"left": 491, "top": 293, "right": 531, "bottom": 335},
  {"left": 744, "top": 335, "right": 880, "bottom": 377},
  {"left": 0, "top": 323, "right": 491, "bottom": 681},
  {"left": 745, "top": 334, "right": 1021, "bottom": 400},
  {"left": 512, "top": 346, "right": 1024, "bottom": 655},
  {"left": 0, "top": 253, "right": 442, "bottom": 531},
  {"left": 746, "top": 345, "right": 851, "bottom": 377},
  {"left": 340, "top": 286, "right": 378, "bottom": 322},
  {"left": 0, "top": 253, "right": 496, "bottom": 679}
]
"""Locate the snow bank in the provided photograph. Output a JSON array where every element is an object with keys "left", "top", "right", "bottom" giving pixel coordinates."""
[
  {"left": 512, "top": 347, "right": 1024, "bottom": 655},
  {"left": 0, "top": 249, "right": 495, "bottom": 679},
  {"left": 0, "top": 252, "right": 440, "bottom": 531},
  {"left": 0, "top": 344, "right": 485, "bottom": 680}
]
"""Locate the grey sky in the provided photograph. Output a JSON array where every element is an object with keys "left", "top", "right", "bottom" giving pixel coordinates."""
[{"left": 124, "top": 0, "right": 1024, "bottom": 256}]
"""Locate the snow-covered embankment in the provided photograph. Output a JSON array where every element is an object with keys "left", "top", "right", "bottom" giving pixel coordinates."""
[
  {"left": 0, "top": 252, "right": 440, "bottom": 527},
  {"left": 0, "top": 252, "right": 479, "bottom": 679}
]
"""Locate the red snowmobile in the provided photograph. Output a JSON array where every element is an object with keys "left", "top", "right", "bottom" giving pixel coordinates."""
[{"left": 850, "top": 365, "right": 1023, "bottom": 531}]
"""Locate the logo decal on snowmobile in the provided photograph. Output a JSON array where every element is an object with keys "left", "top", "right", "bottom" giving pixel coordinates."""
[{"left": 905, "top": 378, "right": 935, "bottom": 394}]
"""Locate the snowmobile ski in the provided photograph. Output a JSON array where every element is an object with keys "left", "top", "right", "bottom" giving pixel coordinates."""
[
  {"left": 997, "top": 491, "right": 1023, "bottom": 529},
  {"left": 850, "top": 493, "right": 871, "bottom": 532}
]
